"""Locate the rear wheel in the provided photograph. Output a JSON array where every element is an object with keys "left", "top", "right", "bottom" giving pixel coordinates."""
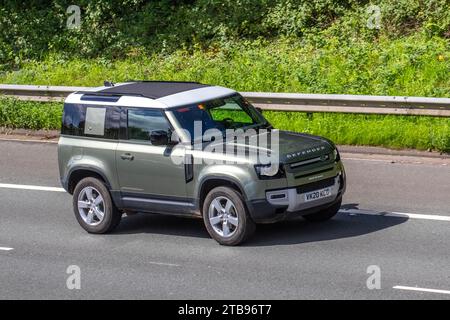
[
  {"left": 73, "top": 177, "right": 122, "bottom": 233},
  {"left": 202, "top": 186, "right": 255, "bottom": 246},
  {"left": 303, "top": 200, "right": 341, "bottom": 222}
]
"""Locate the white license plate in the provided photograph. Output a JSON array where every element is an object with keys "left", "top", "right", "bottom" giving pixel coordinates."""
[{"left": 304, "top": 187, "right": 331, "bottom": 202}]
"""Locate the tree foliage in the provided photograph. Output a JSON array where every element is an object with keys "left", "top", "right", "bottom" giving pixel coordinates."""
[{"left": 0, "top": 0, "right": 448, "bottom": 68}]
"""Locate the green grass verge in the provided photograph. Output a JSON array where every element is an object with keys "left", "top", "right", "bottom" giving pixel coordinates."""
[
  {"left": 0, "top": 99, "right": 448, "bottom": 152},
  {"left": 0, "top": 34, "right": 448, "bottom": 151},
  {"left": 265, "top": 111, "right": 450, "bottom": 153},
  {"left": 1, "top": 35, "right": 449, "bottom": 97},
  {"left": 0, "top": 98, "right": 62, "bottom": 130}
]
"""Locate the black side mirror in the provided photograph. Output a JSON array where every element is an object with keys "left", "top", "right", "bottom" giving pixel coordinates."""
[{"left": 150, "top": 130, "right": 169, "bottom": 146}]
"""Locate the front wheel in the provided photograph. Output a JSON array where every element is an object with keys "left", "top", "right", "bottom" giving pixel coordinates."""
[
  {"left": 72, "top": 177, "right": 122, "bottom": 234},
  {"left": 303, "top": 199, "right": 342, "bottom": 222},
  {"left": 202, "top": 186, "right": 255, "bottom": 246}
]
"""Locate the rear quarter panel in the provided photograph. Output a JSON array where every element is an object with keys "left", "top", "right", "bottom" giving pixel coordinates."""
[{"left": 58, "top": 136, "right": 119, "bottom": 190}]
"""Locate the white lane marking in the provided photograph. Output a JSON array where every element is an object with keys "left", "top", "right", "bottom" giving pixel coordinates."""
[
  {"left": 393, "top": 285, "right": 450, "bottom": 295},
  {"left": 148, "top": 261, "right": 181, "bottom": 267},
  {"left": 1, "top": 183, "right": 449, "bottom": 223},
  {"left": 0, "top": 247, "right": 14, "bottom": 251},
  {"left": 340, "top": 209, "right": 450, "bottom": 222},
  {"left": 0, "top": 183, "right": 65, "bottom": 192}
]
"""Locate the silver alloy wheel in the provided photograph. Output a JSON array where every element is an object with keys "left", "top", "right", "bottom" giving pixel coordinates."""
[
  {"left": 77, "top": 186, "right": 105, "bottom": 226},
  {"left": 208, "top": 196, "right": 239, "bottom": 238}
]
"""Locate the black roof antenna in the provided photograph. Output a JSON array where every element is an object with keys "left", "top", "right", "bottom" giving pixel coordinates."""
[{"left": 104, "top": 81, "right": 115, "bottom": 87}]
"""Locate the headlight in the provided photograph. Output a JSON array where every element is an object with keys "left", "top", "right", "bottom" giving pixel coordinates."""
[
  {"left": 254, "top": 163, "right": 285, "bottom": 179},
  {"left": 334, "top": 148, "right": 341, "bottom": 162}
]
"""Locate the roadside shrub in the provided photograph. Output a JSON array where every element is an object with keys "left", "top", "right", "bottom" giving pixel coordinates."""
[
  {"left": 1, "top": 34, "right": 448, "bottom": 97},
  {"left": 264, "top": 111, "right": 450, "bottom": 153},
  {"left": 0, "top": 98, "right": 62, "bottom": 130},
  {"left": 0, "top": 1, "right": 448, "bottom": 68}
]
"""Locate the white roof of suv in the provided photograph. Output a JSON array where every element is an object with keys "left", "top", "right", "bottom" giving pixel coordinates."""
[{"left": 64, "top": 81, "right": 236, "bottom": 108}]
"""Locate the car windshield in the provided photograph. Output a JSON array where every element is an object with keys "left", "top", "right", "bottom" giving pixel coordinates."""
[{"left": 172, "top": 94, "right": 269, "bottom": 141}]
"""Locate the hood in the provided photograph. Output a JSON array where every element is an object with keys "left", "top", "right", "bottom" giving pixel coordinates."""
[
  {"left": 210, "top": 129, "right": 335, "bottom": 165},
  {"left": 276, "top": 131, "right": 335, "bottom": 163}
]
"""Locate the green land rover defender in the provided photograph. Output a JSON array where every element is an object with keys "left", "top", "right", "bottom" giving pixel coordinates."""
[{"left": 58, "top": 81, "right": 346, "bottom": 245}]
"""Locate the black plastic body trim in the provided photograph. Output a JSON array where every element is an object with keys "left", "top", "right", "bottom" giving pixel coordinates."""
[
  {"left": 185, "top": 154, "right": 194, "bottom": 183},
  {"left": 118, "top": 192, "right": 198, "bottom": 216},
  {"left": 248, "top": 194, "right": 343, "bottom": 224},
  {"left": 63, "top": 166, "right": 113, "bottom": 192}
]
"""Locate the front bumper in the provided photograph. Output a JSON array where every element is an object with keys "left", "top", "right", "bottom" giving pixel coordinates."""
[{"left": 247, "top": 171, "right": 346, "bottom": 223}]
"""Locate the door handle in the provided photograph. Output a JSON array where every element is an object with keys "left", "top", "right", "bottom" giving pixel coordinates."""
[{"left": 120, "top": 153, "right": 134, "bottom": 161}]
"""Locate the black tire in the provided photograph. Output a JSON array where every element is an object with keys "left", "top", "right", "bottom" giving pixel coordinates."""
[
  {"left": 202, "top": 186, "right": 255, "bottom": 246},
  {"left": 303, "top": 199, "right": 342, "bottom": 222},
  {"left": 72, "top": 177, "right": 122, "bottom": 234}
]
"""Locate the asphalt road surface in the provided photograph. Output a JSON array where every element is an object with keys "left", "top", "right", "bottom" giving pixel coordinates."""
[{"left": 0, "top": 140, "right": 449, "bottom": 300}]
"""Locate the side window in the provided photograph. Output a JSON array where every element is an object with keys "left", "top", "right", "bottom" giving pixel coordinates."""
[
  {"left": 104, "top": 106, "right": 120, "bottom": 139},
  {"left": 61, "top": 103, "right": 119, "bottom": 139},
  {"left": 127, "top": 108, "right": 170, "bottom": 142},
  {"left": 62, "top": 103, "right": 86, "bottom": 136}
]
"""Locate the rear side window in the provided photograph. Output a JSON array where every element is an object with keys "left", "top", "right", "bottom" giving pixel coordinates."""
[
  {"left": 127, "top": 108, "right": 170, "bottom": 142},
  {"left": 62, "top": 103, "right": 120, "bottom": 139}
]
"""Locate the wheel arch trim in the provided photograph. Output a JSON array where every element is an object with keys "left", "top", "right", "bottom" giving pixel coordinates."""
[
  {"left": 196, "top": 175, "right": 248, "bottom": 211},
  {"left": 64, "top": 166, "right": 113, "bottom": 193}
]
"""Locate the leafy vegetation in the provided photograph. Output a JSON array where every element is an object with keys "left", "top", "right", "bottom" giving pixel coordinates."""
[
  {"left": 266, "top": 111, "right": 450, "bottom": 152},
  {"left": 0, "top": 99, "right": 62, "bottom": 130},
  {"left": 1, "top": 0, "right": 449, "bottom": 68},
  {"left": 1, "top": 35, "right": 448, "bottom": 97},
  {"left": 0, "top": 1, "right": 448, "bottom": 96},
  {"left": 0, "top": 1, "right": 448, "bottom": 151}
]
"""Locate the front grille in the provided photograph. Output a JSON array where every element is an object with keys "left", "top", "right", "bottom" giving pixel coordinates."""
[
  {"left": 296, "top": 176, "right": 336, "bottom": 194},
  {"left": 294, "top": 166, "right": 334, "bottom": 179},
  {"left": 290, "top": 153, "right": 330, "bottom": 169}
]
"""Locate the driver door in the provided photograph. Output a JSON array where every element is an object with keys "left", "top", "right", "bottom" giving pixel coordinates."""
[{"left": 116, "top": 107, "right": 190, "bottom": 212}]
